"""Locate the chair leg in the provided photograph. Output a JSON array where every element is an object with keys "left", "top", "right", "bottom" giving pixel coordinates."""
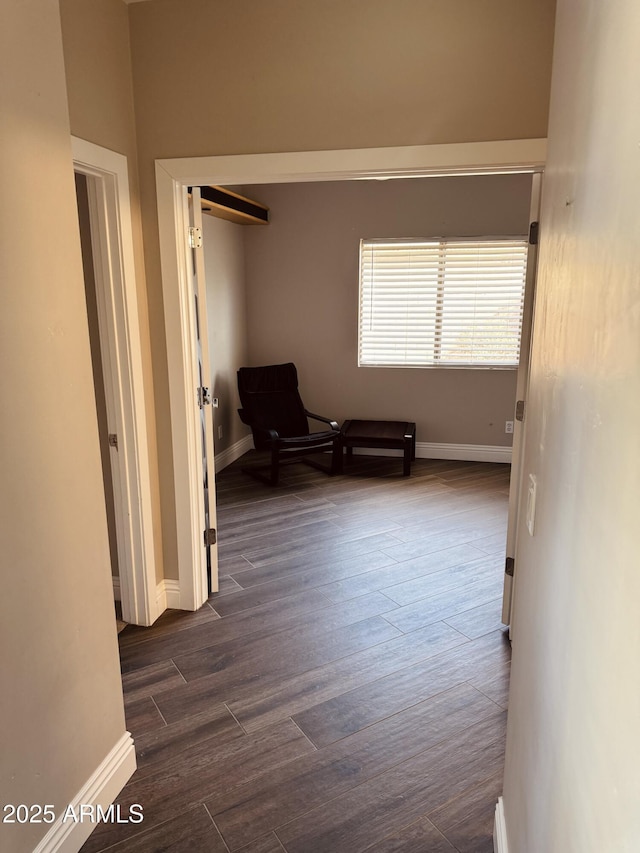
[{"left": 270, "top": 446, "right": 280, "bottom": 486}]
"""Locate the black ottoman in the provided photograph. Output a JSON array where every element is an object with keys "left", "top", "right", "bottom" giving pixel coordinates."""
[{"left": 340, "top": 420, "right": 417, "bottom": 476}]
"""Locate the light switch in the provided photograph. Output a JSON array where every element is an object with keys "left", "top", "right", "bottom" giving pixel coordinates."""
[{"left": 526, "top": 474, "right": 537, "bottom": 536}]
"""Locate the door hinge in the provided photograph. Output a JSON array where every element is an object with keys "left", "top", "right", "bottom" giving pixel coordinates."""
[
  {"left": 188, "top": 226, "right": 203, "bottom": 249},
  {"left": 515, "top": 400, "right": 526, "bottom": 422},
  {"left": 197, "top": 386, "right": 212, "bottom": 409},
  {"left": 505, "top": 556, "right": 515, "bottom": 577},
  {"left": 108, "top": 433, "right": 118, "bottom": 450},
  {"left": 528, "top": 220, "right": 539, "bottom": 245},
  {"left": 204, "top": 528, "right": 217, "bottom": 547}
]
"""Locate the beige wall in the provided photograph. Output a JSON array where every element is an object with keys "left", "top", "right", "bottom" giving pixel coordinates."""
[
  {"left": 502, "top": 0, "right": 640, "bottom": 850},
  {"left": 0, "top": 1, "right": 129, "bottom": 849},
  {"left": 60, "top": 0, "right": 165, "bottom": 583},
  {"left": 242, "top": 175, "right": 532, "bottom": 446},
  {"left": 202, "top": 214, "right": 250, "bottom": 453},
  {"left": 60, "top": 0, "right": 137, "bottom": 156},
  {"left": 128, "top": 0, "right": 556, "bottom": 157}
]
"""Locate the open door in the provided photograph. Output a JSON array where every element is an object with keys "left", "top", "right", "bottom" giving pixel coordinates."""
[
  {"left": 75, "top": 172, "right": 122, "bottom": 594},
  {"left": 187, "top": 187, "right": 219, "bottom": 595},
  {"left": 502, "top": 171, "right": 542, "bottom": 633}
]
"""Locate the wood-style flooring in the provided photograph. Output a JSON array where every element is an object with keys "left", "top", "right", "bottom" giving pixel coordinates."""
[{"left": 82, "top": 453, "right": 512, "bottom": 853}]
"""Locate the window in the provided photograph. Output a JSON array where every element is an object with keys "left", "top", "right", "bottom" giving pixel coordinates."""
[{"left": 358, "top": 238, "right": 529, "bottom": 368}]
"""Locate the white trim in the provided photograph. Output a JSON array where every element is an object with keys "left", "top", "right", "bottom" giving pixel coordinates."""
[
  {"left": 351, "top": 442, "right": 512, "bottom": 464},
  {"left": 494, "top": 796, "right": 509, "bottom": 853},
  {"left": 214, "top": 434, "right": 254, "bottom": 473},
  {"left": 156, "top": 141, "right": 543, "bottom": 614},
  {"left": 32, "top": 733, "right": 136, "bottom": 853},
  {"left": 209, "top": 432, "right": 511, "bottom": 470},
  {"left": 164, "top": 579, "right": 182, "bottom": 609},
  {"left": 418, "top": 441, "right": 512, "bottom": 463},
  {"left": 156, "top": 163, "right": 209, "bottom": 612},
  {"left": 157, "top": 139, "right": 546, "bottom": 187},
  {"left": 73, "top": 137, "right": 159, "bottom": 627},
  {"left": 156, "top": 578, "right": 182, "bottom": 612}
]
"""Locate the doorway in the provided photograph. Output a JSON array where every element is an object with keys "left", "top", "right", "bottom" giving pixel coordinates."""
[
  {"left": 72, "top": 138, "right": 158, "bottom": 627},
  {"left": 154, "top": 140, "right": 546, "bottom": 616}
]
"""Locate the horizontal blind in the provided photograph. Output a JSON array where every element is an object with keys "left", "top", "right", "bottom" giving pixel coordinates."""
[{"left": 359, "top": 238, "right": 528, "bottom": 367}]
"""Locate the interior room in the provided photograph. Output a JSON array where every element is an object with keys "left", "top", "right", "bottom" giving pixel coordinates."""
[
  {"left": 4, "top": 0, "right": 640, "bottom": 852},
  {"left": 204, "top": 173, "right": 534, "bottom": 462}
]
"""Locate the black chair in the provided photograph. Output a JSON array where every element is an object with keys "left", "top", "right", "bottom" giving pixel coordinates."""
[{"left": 237, "top": 362, "right": 342, "bottom": 486}]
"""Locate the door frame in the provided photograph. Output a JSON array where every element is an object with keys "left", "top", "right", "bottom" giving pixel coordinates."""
[
  {"left": 73, "top": 137, "right": 158, "bottom": 626},
  {"left": 155, "top": 139, "right": 547, "bottom": 613}
]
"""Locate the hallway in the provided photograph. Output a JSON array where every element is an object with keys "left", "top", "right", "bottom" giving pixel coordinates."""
[{"left": 83, "top": 455, "right": 511, "bottom": 853}]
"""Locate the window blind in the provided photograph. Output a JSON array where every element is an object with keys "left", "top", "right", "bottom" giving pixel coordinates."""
[{"left": 358, "top": 238, "right": 529, "bottom": 368}]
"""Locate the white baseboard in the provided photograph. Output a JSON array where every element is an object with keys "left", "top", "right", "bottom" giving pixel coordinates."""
[
  {"left": 156, "top": 578, "right": 182, "bottom": 612},
  {"left": 214, "top": 435, "right": 511, "bottom": 467},
  {"left": 352, "top": 441, "right": 512, "bottom": 464},
  {"left": 214, "top": 434, "right": 253, "bottom": 472},
  {"left": 32, "top": 732, "right": 136, "bottom": 853},
  {"left": 494, "top": 796, "right": 509, "bottom": 853},
  {"left": 418, "top": 441, "right": 512, "bottom": 463}
]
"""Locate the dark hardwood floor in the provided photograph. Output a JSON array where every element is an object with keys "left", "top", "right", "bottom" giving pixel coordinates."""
[{"left": 83, "top": 452, "right": 511, "bottom": 853}]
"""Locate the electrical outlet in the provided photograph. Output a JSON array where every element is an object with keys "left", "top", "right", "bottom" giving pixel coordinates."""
[
  {"left": 505, "top": 421, "right": 514, "bottom": 434},
  {"left": 217, "top": 425, "right": 223, "bottom": 440}
]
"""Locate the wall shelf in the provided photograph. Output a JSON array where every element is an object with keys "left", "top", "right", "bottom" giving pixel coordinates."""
[{"left": 195, "top": 185, "right": 269, "bottom": 225}]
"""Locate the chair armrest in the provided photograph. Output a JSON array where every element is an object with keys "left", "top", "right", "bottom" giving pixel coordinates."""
[{"left": 304, "top": 410, "right": 340, "bottom": 432}]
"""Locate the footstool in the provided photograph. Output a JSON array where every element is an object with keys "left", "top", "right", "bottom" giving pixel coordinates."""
[{"left": 340, "top": 420, "right": 417, "bottom": 476}]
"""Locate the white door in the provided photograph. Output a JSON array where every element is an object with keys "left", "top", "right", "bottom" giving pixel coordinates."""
[
  {"left": 188, "top": 187, "right": 219, "bottom": 594},
  {"left": 75, "top": 172, "right": 122, "bottom": 583},
  {"left": 502, "top": 172, "right": 542, "bottom": 632}
]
